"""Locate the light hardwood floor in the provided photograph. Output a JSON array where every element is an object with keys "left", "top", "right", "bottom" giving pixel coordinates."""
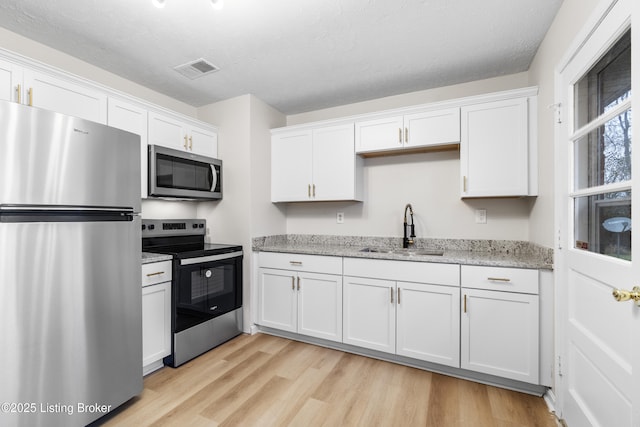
[{"left": 101, "top": 333, "right": 558, "bottom": 426}]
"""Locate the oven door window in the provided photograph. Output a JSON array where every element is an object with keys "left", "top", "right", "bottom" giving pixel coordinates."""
[{"left": 175, "top": 257, "right": 241, "bottom": 332}]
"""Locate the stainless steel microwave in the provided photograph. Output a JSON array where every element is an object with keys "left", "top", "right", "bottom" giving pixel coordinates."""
[{"left": 148, "top": 145, "right": 222, "bottom": 200}]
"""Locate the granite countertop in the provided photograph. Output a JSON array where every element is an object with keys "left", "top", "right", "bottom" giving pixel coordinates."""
[
  {"left": 253, "top": 235, "right": 554, "bottom": 270},
  {"left": 142, "top": 252, "right": 173, "bottom": 264}
]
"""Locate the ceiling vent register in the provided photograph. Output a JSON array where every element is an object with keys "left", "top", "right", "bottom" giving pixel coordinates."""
[{"left": 174, "top": 58, "right": 220, "bottom": 80}]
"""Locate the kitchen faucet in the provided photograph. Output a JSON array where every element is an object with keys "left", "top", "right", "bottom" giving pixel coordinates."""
[{"left": 403, "top": 203, "right": 416, "bottom": 249}]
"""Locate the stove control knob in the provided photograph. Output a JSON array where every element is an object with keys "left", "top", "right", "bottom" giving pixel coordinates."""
[
  {"left": 199, "top": 224, "right": 204, "bottom": 228},
  {"left": 205, "top": 270, "right": 212, "bottom": 278},
  {"left": 192, "top": 224, "right": 198, "bottom": 229},
  {"left": 148, "top": 224, "right": 155, "bottom": 230},
  {"left": 142, "top": 224, "right": 146, "bottom": 230}
]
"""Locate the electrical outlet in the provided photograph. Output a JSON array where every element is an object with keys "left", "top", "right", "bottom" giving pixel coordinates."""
[
  {"left": 475, "top": 209, "right": 487, "bottom": 224},
  {"left": 336, "top": 212, "right": 345, "bottom": 224}
]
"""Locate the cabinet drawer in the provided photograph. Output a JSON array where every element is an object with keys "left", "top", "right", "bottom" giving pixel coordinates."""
[
  {"left": 259, "top": 252, "right": 342, "bottom": 275},
  {"left": 461, "top": 265, "right": 538, "bottom": 294},
  {"left": 142, "top": 261, "right": 172, "bottom": 287},
  {"left": 343, "top": 257, "right": 459, "bottom": 286}
]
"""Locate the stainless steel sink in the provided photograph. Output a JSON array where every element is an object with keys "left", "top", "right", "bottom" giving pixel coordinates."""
[
  {"left": 359, "top": 247, "right": 393, "bottom": 253},
  {"left": 395, "top": 249, "right": 444, "bottom": 256},
  {"left": 359, "top": 247, "right": 444, "bottom": 256}
]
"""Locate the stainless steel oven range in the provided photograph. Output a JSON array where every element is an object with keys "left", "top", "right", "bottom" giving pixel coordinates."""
[{"left": 141, "top": 219, "right": 243, "bottom": 367}]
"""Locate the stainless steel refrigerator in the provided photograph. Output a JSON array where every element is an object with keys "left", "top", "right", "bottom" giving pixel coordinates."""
[{"left": 0, "top": 101, "right": 142, "bottom": 427}]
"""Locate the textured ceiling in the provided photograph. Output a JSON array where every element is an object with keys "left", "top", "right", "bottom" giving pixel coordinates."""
[{"left": 0, "top": 0, "right": 563, "bottom": 114}]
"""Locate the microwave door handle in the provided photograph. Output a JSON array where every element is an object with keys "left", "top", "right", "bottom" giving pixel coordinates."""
[{"left": 209, "top": 164, "right": 217, "bottom": 191}]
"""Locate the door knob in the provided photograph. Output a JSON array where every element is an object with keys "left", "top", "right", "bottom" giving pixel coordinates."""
[{"left": 612, "top": 286, "right": 640, "bottom": 305}]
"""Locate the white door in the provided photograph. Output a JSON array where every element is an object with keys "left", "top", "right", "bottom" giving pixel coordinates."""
[
  {"left": 297, "top": 272, "right": 343, "bottom": 342},
  {"left": 22, "top": 69, "right": 107, "bottom": 124},
  {"left": 0, "top": 59, "right": 21, "bottom": 102},
  {"left": 312, "top": 123, "right": 356, "bottom": 201},
  {"left": 556, "top": 1, "right": 637, "bottom": 425},
  {"left": 343, "top": 276, "right": 396, "bottom": 353},
  {"left": 188, "top": 124, "right": 218, "bottom": 158},
  {"left": 354, "top": 115, "right": 404, "bottom": 153},
  {"left": 396, "top": 281, "right": 460, "bottom": 367},
  {"left": 257, "top": 268, "right": 297, "bottom": 332},
  {"left": 271, "top": 130, "right": 313, "bottom": 202}
]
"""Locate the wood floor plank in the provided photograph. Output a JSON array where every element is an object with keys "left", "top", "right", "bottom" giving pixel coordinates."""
[{"left": 100, "top": 334, "right": 557, "bottom": 427}]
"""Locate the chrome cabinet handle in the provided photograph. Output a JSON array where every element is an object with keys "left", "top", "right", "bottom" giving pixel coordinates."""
[
  {"left": 289, "top": 261, "right": 302, "bottom": 266},
  {"left": 390, "top": 287, "right": 394, "bottom": 303},
  {"left": 398, "top": 128, "right": 402, "bottom": 144},
  {"left": 308, "top": 184, "right": 311, "bottom": 198},
  {"left": 397, "top": 288, "right": 401, "bottom": 304},
  {"left": 291, "top": 276, "right": 295, "bottom": 290},
  {"left": 464, "top": 294, "right": 467, "bottom": 313},
  {"left": 297, "top": 276, "right": 301, "bottom": 291},
  {"left": 405, "top": 127, "right": 408, "bottom": 143},
  {"left": 488, "top": 277, "right": 511, "bottom": 282},
  {"left": 312, "top": 184, "right": 316, "bottom": 197}
]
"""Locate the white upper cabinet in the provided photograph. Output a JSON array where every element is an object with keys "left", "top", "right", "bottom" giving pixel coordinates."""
[
  {"left": 271, "top": 130, "right": 313, "bottom": 202},
  {"left": 271, "top": 123, "right": 363, "bottom": 202},
  {"left": 107, "top": 98, "right": 149, "bottom": 198},
  {"left": 0, "top": 59, "right": 22, "bottom": 102},
  {"left": 148, "top": 111, "right": 218, "bottom": 158},
  {"left": 355, "top": 107, "right": 460, "bottom": 154},
  {"left": 460, "top": 96, "right": 536, "bottom": 197},
  {"left": 23, "top": 69, "right": 107, "bottom": 124}
]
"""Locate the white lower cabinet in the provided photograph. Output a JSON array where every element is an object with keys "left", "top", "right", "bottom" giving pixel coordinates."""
[
  {"left": 460, "top": 265, "right": 539, "bottom": 383},
  {"left": 258, "top": 253, "right": 343, "bottom": 342},
  {"left": 343, "top": 276, "right": 396, "bottom": 353},
  {"left": 142, "top": 261, "right": 172, "bottom": 375},
  {"left": 343, "top": 258, "right": 461, "bottom": 367},
  {"left": 396, "top": 281, "right": 460, "bottom": 367}
]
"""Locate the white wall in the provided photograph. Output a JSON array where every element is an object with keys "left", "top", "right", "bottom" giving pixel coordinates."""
[
  {"left": 284, "top": 73, "right": 535, "bottom": 241},
  {"left": 196, "top": 94, "right": 286, "bottom": 331},
  {"left": 526, "top": 0, "right": 602, "bottom": 248}
]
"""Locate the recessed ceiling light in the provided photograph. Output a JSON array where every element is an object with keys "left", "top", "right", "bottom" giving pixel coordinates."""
[
  {"left": 211, "top": 0, "right": 224, "bottom": 10},
  {"left": 152, "top": 0, "right": 166, "bottom": 8}
]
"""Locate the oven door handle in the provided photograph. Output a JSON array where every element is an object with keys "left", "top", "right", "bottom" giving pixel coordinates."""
[{"left": 180, "top": 251, "right": 243, "bottom": 265}]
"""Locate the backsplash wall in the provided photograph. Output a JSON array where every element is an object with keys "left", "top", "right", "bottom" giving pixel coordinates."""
[{"left": 284, "top": 150, "right": 533, "bottom": 241}]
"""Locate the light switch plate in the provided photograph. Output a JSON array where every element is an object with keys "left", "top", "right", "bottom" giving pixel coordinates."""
[{"left": 475, "top": 209, "right": 487, "bottom": 224}]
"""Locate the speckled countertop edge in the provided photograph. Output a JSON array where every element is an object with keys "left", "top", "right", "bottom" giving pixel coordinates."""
[
  {"left": 252, "top": 235, "right": 554, "bottom": 270},
  {"left": 142, "top": 252, "right": 173, "bottom": 264}
]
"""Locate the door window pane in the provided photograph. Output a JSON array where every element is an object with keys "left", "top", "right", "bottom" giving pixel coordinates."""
[
  {"left": 574, "top": 30, "right": 631, "bottom": 129},
  {"left": 574, "top": 191, "right": 631, "bottom": 260},
  {"left": 573, "top": 110, "right": 632, "bottom": 190}
]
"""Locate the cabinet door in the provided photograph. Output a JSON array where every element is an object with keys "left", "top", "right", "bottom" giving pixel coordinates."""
[
  {"left": 0, "top": 59, "right": 21, "bottom": 102},
  {"left": 258, "top": 268, "right": 297, "bottom": 332},
  {"left": 148, "top": 111, "right": 187, "bottom": 152},
  {"left": 460, "top": 98, "right": 529, "bottom": 197},
  {"left": 396, "top": 282, "right": 460, "bottom": 367},
  {"left": 461, "top": 288, "right": 539, "bottom": 384},
  {"left": 142, "top": 281, "right": 171, "bottom": 368},
  {"left": 312, "top": 123, "right": 357, "bottom": 201},
  {"left": 23, "top": 69, "right": 107, "bottom": 124},
  {"left": 404, "top": 107, "right": 460, "bottom": 148},
  {"left": 355, "top": 116, "right": 404, "bottom": 153},
  {"left": 108, "top": 98, "right": 149, "bottom": 198},
  {"left": 271, "top": 130, "right": 313, "bottom": 202},
  {"left": 188, "top": 124, "right": 218, "bottom": 158},
  {"left": 343, "top": 276, "right": 396, "bottom": 353},
  {"left": 297, "top": 272, "right": 343, "bottom": 342}
]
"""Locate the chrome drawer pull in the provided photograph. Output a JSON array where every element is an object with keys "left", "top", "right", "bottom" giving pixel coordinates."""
[
  {"left": 289, "top": 261, "right": 303, "bottom": 266},
  {"left": 487, "top": 277, "right": 511, "bottom": 282}
]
